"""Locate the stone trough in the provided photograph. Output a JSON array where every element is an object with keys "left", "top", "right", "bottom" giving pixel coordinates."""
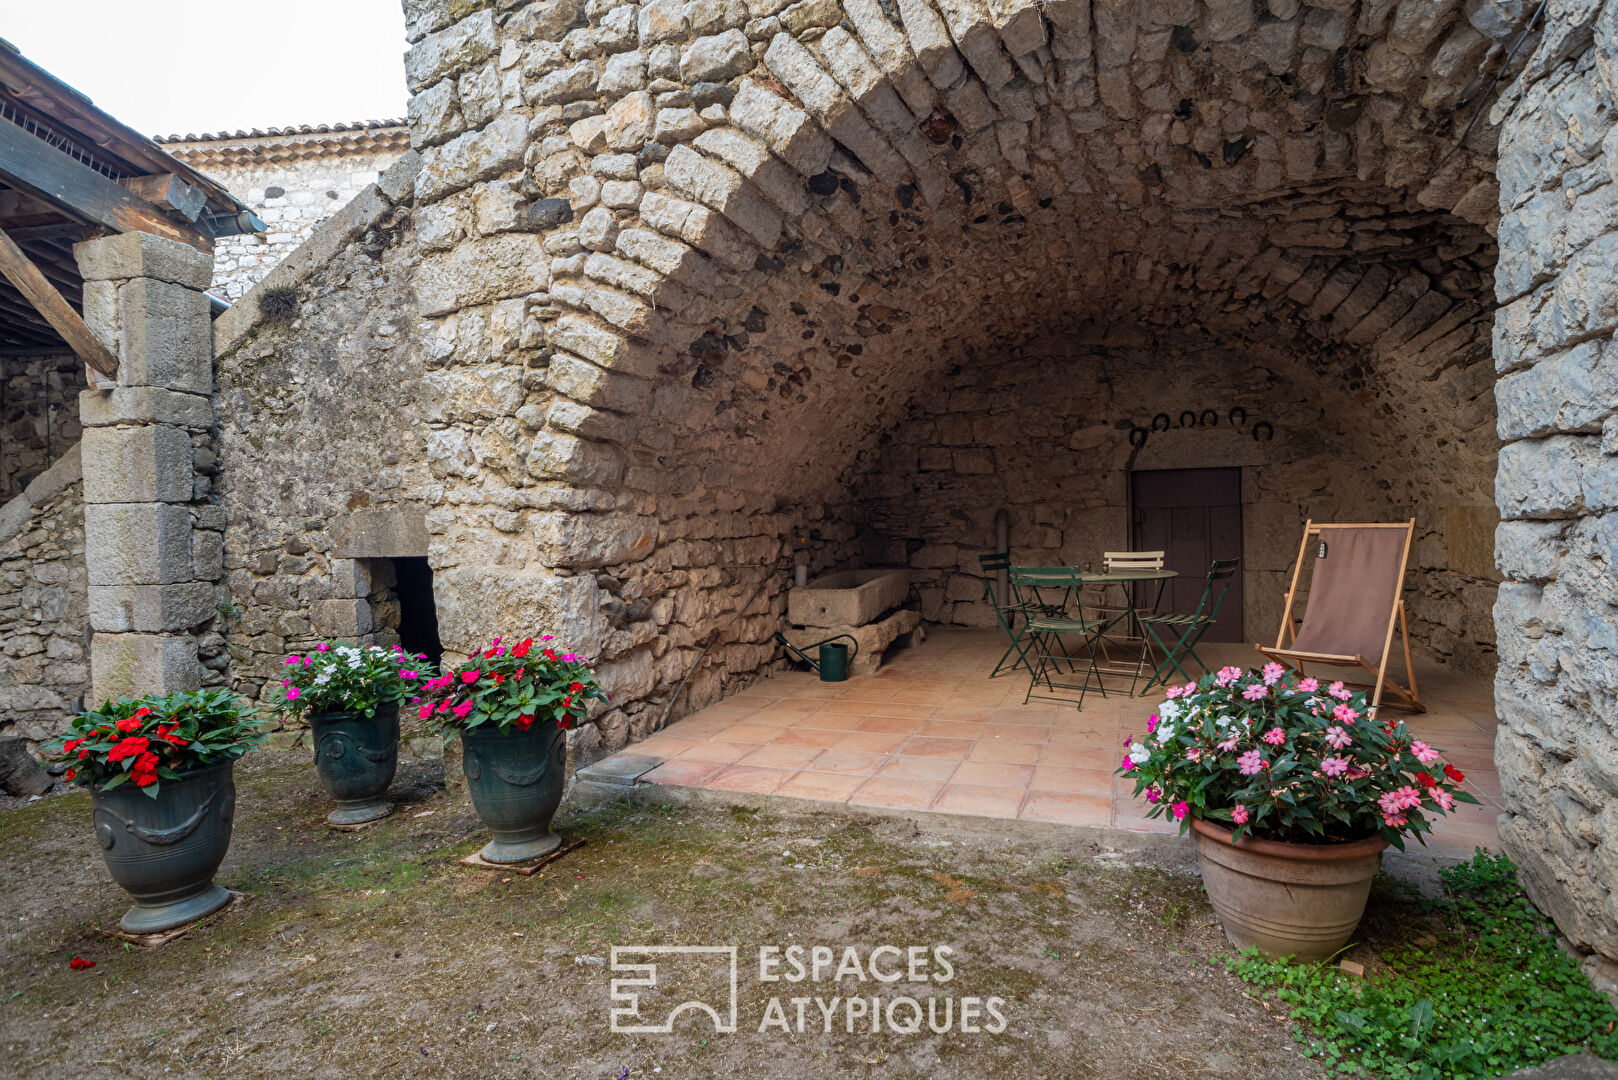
[{"left": 783, "top": 568, "right": 922, "bottom": 677}]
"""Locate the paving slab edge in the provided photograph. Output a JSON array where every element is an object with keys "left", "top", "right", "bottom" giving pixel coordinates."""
[{"left": 566, "top": 774, "right": 1475, "bottom": 891}]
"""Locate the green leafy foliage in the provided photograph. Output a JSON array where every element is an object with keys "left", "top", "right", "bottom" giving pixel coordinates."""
[
  {"left": 1118, "top": 666, "right": 1476, "bottom": 848},
  {"left": 1227, "top": 851, "right": 1618, "bottom": 1078},
  {"left": 416, "top": 634, "right": 606, "bottom": 735},
  {"left": 45, "top": 689, "right": 267, "bottom": 798}
]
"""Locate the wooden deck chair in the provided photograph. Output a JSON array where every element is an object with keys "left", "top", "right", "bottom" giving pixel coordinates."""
[{"left": 1256, "top": 520, "right": 1423, "bottom": 716}]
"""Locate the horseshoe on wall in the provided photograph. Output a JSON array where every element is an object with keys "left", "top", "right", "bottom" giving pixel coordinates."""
[
  {"left": 1229, "top": 406, "right": 1247, "bottom": 426},
  {"left": 1128, "top": 427, "right": 1149, "bottom": 448},
  {"left": 1253, "top": 421, "right": 1274, "bottom": 442},
  {"left": 1200, "top": 408, "right": 1218, "bottom": 427},
  {"left": 1151, "top": 413, "right": 1171, "bottom": 432},
  {"left": 1178, "top": 410, "right": 1197, "bottom": 429}
]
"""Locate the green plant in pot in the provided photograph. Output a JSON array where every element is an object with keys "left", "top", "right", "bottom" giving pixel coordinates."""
[
  {"left": 1118, "top": 664, "right": 1478, "bottom": 962},
  {"left": 46, "top": 689, "right": 267, "bottom": 933},
  {"left": 281, "top": 643, "right": 433, "bottom": 825},
  {"left": 419, "top": 635, "right": 606, "bottom": 864}
]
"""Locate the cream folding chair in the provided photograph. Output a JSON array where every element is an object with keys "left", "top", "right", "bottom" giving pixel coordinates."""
[
  {"left": 1104, "top": 550, "right": 1166, "bottom": 574},
  {"left": 1256, "top": 520, "right": 1423, "bottom": 716},
  {"left": 1078, "top": 550, "right": 1166, "bottom": 691},
  {"left": 1080, "top": 550, "right": 1165, "bottom": 623}
]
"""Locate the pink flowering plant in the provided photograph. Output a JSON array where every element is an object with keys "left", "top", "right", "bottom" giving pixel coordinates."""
[
  {"left": 415, "top": 635, "right": 606, "bottom": 735},
  {"left": 1117, "top": 664, "right": 1477, "bottom": 849},
  {"left": 278, "top": 642, "right": 434, "bottom": 719}
]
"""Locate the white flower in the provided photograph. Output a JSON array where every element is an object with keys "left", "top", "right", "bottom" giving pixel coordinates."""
[
  {"left": 1159, "top": 700, "right": 1182, "bottom": 721},
  {"left": 1214, "top": 712, "right": 1232, "bottom": 728},
  {"left": 1155, "top": 723, "right": 1176, "bottom": 744},
  {"left": 1128, "top": 742, "right": 1150, "bottom": 764},
  {"left": 314, "top": 672, "right": 331, "bottom": 685}
]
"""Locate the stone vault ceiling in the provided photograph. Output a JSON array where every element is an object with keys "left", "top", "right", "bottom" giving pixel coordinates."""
[{"left": 407, "top": 0, "right": 1521, "bottom": 503}]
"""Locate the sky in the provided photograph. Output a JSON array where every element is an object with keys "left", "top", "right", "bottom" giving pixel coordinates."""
[{"left": 0, "top": 0, "right": 409, "bottom": 138}]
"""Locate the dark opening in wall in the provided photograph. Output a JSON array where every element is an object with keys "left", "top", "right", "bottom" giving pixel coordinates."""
[{"left": 392, "top": 557, "right": 442, "bottom": 670}]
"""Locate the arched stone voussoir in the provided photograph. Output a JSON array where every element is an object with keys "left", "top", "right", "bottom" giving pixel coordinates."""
[{"left": 394, "top": 0, "right": 1516, "bottom": 790}]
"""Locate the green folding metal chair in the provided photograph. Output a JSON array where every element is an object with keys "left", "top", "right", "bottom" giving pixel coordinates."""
[
  {"left": 1010, "top": 567, "right": 1110, "bottom": 708},
  {"left": 1139, "top": 558, "right": 1240, "bottom": 693},
  {"left": 977, "top": 552, "right": 1053, "bottom": 678}
]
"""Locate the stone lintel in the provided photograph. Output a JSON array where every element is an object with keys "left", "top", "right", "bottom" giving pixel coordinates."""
[{"left": 331, "top": 509, "right": 430, "bottom": 559}]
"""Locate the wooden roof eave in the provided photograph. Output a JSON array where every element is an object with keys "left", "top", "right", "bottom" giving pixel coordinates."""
[{"left": 0, "top": 46, "right": 254, "bottom": 228}]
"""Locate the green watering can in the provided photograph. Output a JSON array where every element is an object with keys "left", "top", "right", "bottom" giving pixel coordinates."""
[{"left": 774, "top": 632, "right": 860, "bottom": 682}]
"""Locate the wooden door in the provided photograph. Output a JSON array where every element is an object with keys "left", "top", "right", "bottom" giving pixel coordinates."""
[{"left": 1130, "top": 468, "right": 1243, "bottom": 642}]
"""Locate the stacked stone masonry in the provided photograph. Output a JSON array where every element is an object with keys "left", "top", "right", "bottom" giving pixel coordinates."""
[
  {"left": 1, "top": 352, "right": 83, "bottom": 502},
  {"left": 211, "top": 152, "right": 428, "bottom": 705},
  {"left": 1490, "top": 0, "right": 1618, "bottom": 974},
  {"left": 0, "top": 455, "right": 87, "bottom": 742},
  {"left": 857, "top": 333, "right": 1499, "bottom": 674}
]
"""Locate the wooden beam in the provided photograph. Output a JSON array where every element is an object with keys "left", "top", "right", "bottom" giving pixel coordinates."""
[
  {"left": 0, "top": 121, "right": 210, "bottom": 250},
  {"left": 120, "top": 173, "right": 207, "bottom": 222},
  {"left": 2, "top": 222, "right": 92, "bottom": 245},
  {"left": 0, "top": 224, "right": 116, "bottom": 376}
]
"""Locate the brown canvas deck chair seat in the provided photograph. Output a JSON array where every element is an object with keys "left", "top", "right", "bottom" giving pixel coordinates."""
[{"left": 1256, "top": 520, "right": 1423, "bottom": 716}]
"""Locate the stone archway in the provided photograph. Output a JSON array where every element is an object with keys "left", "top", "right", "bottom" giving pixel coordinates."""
[
  {"left": 399, "top": 0, "right": 1618, "bottom": 958},
  {"left": 409, "top": 0, "right": 1508, "bottom": 728}
]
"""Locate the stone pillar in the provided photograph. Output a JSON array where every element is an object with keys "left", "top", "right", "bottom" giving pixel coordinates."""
[{"left": 74, "top": 233, "right": 216, "bottom": 703}]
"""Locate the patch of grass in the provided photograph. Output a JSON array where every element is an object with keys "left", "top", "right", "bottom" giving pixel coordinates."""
[
  {"left": 1228, "top": 849, "right": 1618, "bottom": 1078},
  {"left": 256, "top": 285, "right": 299, "bottom": 324}
]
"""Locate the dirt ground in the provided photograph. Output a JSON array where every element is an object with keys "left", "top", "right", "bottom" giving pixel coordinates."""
[{"left": 0, "top": 748, "right": 1338, "bottom": 1080}]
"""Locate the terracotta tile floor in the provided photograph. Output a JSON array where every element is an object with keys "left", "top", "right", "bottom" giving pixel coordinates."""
[{"left": 587, "top": 627, "right": 1502, "bottom": 858}]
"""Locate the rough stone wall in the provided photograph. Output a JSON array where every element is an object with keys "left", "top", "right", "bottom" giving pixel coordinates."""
[
  {"left": 162, "top": 127, "right": 409, "bottom": 299},
  {"left": 1, "top": 352, "right": 83, "bottom": 502},
  {"left": 0, "top": 452, "right": 87, "bottom": 744},
  {"left": 398, "top": 0, "right": 1514, "bottom": 760},
  {"left": 857, "top": 330, "right": 1499, "bottom": 672},
  {"left": 1492, "top": 0, "right": 1618, "bottom": 968},
  {"left": 211, "top": 156, "right": 430, "bottom": 706}
]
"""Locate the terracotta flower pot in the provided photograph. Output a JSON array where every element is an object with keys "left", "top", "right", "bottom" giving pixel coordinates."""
[
  {"left": 92, "top": 760, "right": 237, "bottom": 934},
  {"left": 1191, "top": 818, "right": 1387, "bottom": 962},
  {"left": 461, "top": 722, "right": 567, "bottom": 863},
  {"left": 309, "top": 708, "right": 398, "bottom": 826}
]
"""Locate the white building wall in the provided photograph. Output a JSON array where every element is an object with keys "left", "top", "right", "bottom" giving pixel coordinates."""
[{"left": 160, "top": 127, "right": 407, "bottom": 298}]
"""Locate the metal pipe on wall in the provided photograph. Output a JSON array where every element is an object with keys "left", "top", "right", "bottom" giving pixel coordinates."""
[{"left": 994, "top": 508, "right": 1009, "bottom": 605}]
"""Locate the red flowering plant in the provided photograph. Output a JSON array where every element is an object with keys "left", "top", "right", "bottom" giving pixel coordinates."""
[
  {"left": 415, "top": 635, "right": 606, "bottom": 735},
  {"left": 1117, "top": 664, "right": 1478, "bottom": 850},
  {"left": 44, "top": 689, "right": 268, "bottom": 798}
]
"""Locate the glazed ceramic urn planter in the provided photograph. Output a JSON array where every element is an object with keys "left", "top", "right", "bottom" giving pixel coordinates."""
[
  {"left": 461, "top": 722, "right": 566, "bottom": 863},
  {"left": 92, "top": 760, "right": 237, "bottom": 934},
  {"left": 309, "top": 709, "right": 398, "bottom": 825},
  {"left": 1191, "top": 818, "right": 1388, "bottom": 962}
]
